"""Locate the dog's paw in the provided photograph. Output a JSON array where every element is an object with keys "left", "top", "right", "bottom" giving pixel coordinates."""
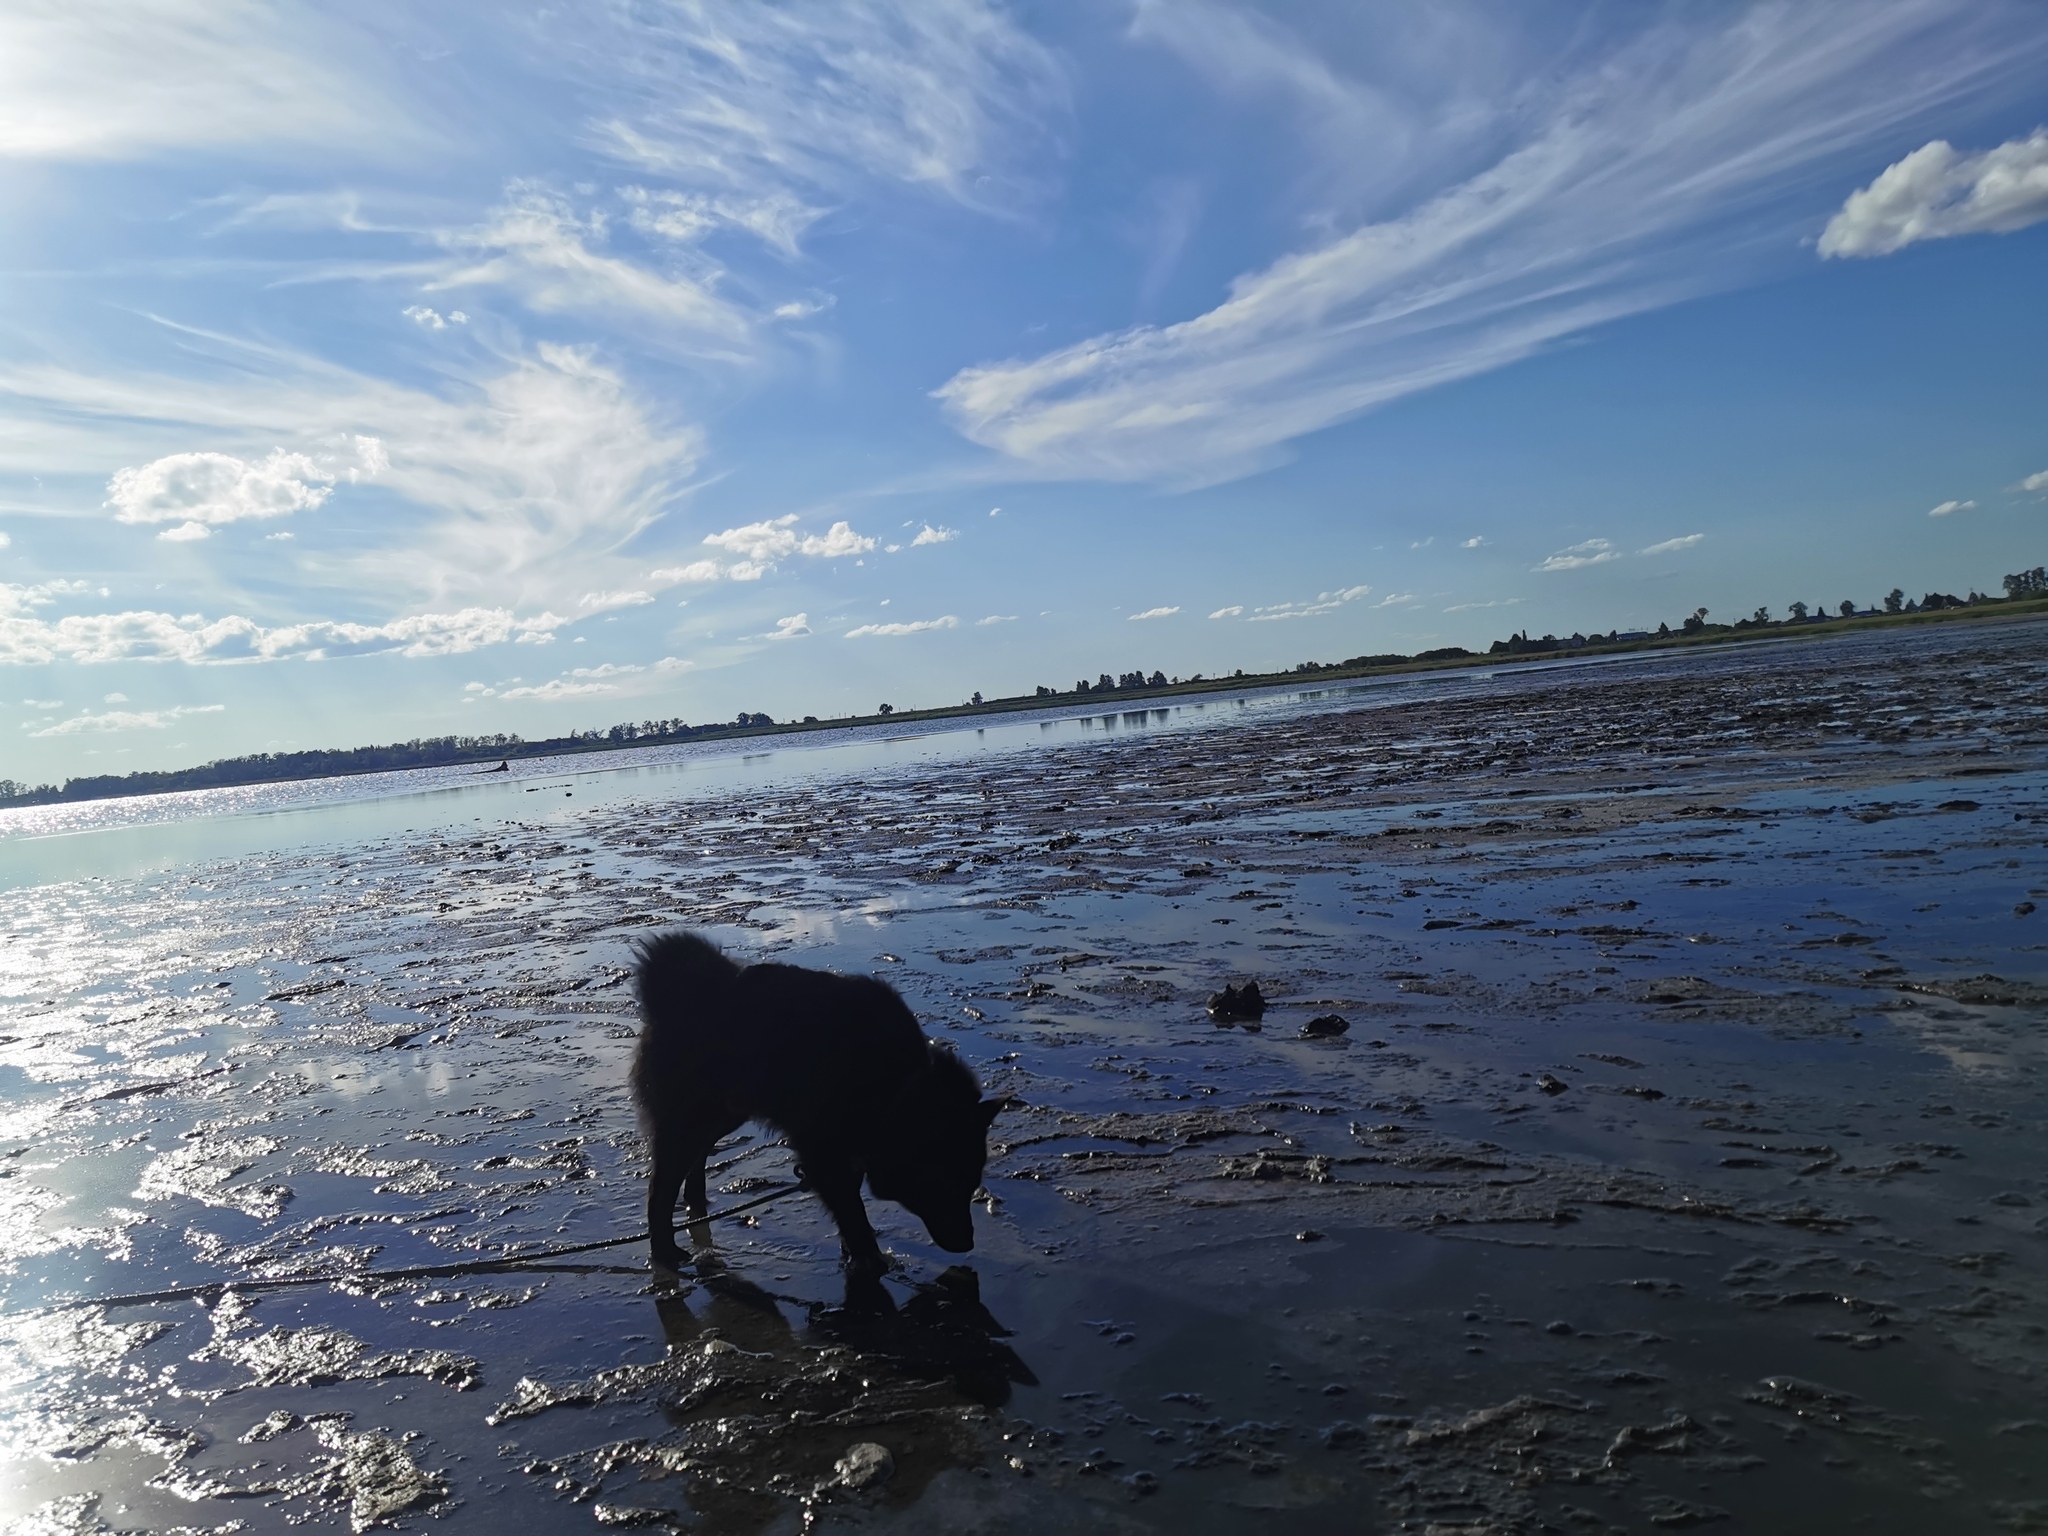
[{"left": 841, "top": 1248, "right": 891, "bottom": 1280}]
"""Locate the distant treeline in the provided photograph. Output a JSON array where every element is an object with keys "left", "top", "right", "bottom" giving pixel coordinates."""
[
  {"left": 1481, "top": 573, "right": 2046, "bottom": 657},
  {"left": 0, "top": 715, "right": 813, "bottom": 808},
  {"left": 4, "top": 566, "right": 2043, "bottom": 812}
]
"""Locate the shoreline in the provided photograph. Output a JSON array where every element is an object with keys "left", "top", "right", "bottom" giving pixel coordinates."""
[{"left": 8, "top": 595, "right": 2046, "bottom": 811}]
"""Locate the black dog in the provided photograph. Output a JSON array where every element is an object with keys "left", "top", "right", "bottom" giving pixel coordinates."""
[{"left": 630, "top": 931, "right": 1002, "bottom": 1276}]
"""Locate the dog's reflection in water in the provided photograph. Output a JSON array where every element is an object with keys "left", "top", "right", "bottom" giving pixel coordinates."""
[
  {"left": 655, "top": 1264, "right": 1036, "bottom": 1409},
  {"left": 815, "top": 1266, "right": 1038, "bottom": 1408},
  {"left": 654, "top": 1269, "right": 795, "bottom": 1358}
]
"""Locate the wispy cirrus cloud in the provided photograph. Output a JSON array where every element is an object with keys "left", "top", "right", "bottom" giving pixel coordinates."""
[
  {"left": 1239, "top": 584, "right": 1371, "bottom": 622},
  {"left": 1820, "top": 129, "right": 2048, "bottom": 257},
  {"left": 1, "top": 331, "right": 702, "bottom": 623},
  {"left": 1639, "top": 534, "right": 1706, "bottom": 556},
  {"left": 844, "top": 614, "right": 959, "bottom": 638},
  {"left": 1128, "top": 605, "right": 1180, "bottom": 621},
  {"left": 1444, "top": 597, "right": 1523, "bottom": 613},
  {"left": 430, "top": 184, "right": 757, "bottom": 358},
  {"left": 620, "top": 185, "right": 825, "bottom": 260},
  {"left": 0, "top": 601, "right": 567, "bottom": 668},
  {"left": 574, "top": 0, "right": 1070, "bottom": 223},
  {"left": 0, "top": 0, "right": 405, "bottom": 162},
  {"left": 25, "top": 702, "right": 224, "bottom": 738},
  {"left": 1927, "top": 498, "right": 1975, "bottom": 517},
  {"left": 935, "top": 3, "right": 2044, "bottom": 486}
]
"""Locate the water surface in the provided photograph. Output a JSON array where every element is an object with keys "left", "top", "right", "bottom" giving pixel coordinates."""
[{"left": 2, "top": 621, "right": 2043, "bottom": 1534}]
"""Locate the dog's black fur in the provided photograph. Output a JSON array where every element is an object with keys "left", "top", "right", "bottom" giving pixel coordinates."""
[{"left": 630, "top": 931, "right": 1001, "bottom": 1275}]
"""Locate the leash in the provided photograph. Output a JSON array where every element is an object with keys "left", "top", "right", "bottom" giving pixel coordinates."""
[{"left": 24, "top": 1181, "right": 808, "bottom": 1314}]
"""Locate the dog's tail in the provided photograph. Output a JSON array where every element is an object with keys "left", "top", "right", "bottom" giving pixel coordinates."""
[{"left": 630, "top": 931, "right": 741, "bottom": 1112}]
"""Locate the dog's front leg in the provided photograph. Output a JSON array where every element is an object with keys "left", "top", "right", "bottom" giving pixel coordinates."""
[{"left": 809, "top": 1163, "right": 886, "bottom": 1276}]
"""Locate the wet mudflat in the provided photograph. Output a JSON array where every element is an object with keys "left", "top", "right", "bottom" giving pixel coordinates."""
[{"left": 2, "top": 620, "right": 2045, "bottom": 1535}]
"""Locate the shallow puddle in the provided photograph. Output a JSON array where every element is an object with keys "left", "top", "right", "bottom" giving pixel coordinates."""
[{"left": 2, "top": 621, "right": 2045, "bottom": 1533}]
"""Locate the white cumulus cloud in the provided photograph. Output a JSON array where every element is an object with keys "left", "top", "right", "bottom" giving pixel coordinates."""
[
  {"left": 1639, "top": 534, "right": 1705, "bottom": 555},
  {"left": 844, "top": 614, "right": 959, "bottom": 638},
  {"left": 106, "top": 438, "right": 385, "bottom": 530},
  {"left": 2021, "top": 470, "right": 2048, "bottom": 495},
  {"left": 768, "top": 613, "right": 811, "bottom": 640},
  {"left": 649, "top": 560, "right": 724, "bottom": 586},
  {"left": 910, "top": 523, "right": 958, "bottom": 546},
  {"left": 403, "top": 306, "right": 468, "bottom": 328},
  {"left": 1128, "top": 605, "right": 1180, "bottom": 621},
  {"left": 697, "top": 515, "right": 875, "bottom": 576},
  {"left": 1535, "top": 539, "right": 1619, "bottom": 572},
  {"left": 1927, "top": 499, "right": 1975, "bottom": 518},
  {"left": 975, "top": 614, "right": 1015, "bottom": 625},
  {"left": 1820, "top": 130, "right": 2048, "bottom": 258},
  {"left": 578, "top": 590, "right": 654, "bottom": 611},
  {"left": 498, "top": 678, "right": 618, "bottom": 701}
]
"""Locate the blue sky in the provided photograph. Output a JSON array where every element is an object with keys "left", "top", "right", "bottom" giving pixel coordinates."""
[{"left": 3, "top": 1, "right": 2046, "bottom": 782}]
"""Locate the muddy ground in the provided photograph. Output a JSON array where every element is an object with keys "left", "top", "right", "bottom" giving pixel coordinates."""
[{"left": 2, "top": 620, "right": 2045, "bottom": 1535}]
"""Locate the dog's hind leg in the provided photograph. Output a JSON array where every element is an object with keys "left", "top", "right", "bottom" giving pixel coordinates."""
[
  {"left": 677, "top": 1111, "right": 746, "bottom": 1268},
  {"left": 646, "top": 1124, "right": 691, "bottom": 1273}
]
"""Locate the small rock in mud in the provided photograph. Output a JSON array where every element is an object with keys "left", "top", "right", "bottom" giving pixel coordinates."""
[
  {"left": 306, "top": 1420, "right": 447, "bottom": 1532},
  {"left": 1536, "top": 1073, "right": 1569, "bottom": 1095},
  {"left": 1295, "top": 1230, "right": 1325, "bottom": 1243},
  {"left": 1207, "top": 981, "right": 1266, "bottom": 1022},
  {"left": 591, "top": 1506, "right": 673, "bottom": 1527},
  {"left": 1300, "top": 1014, "right": 1350, "bottom": 1038},
  {"left": 240, "top": 1408, "right": 301, "bottom": 1443},
  {"left": 834, "top": 1441, "right": 894, "bottom": 1490}
]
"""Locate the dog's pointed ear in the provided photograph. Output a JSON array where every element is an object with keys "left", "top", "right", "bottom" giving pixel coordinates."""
[{"left": 978, "top": 1096, "right": 1008, "bottom": 1127}]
